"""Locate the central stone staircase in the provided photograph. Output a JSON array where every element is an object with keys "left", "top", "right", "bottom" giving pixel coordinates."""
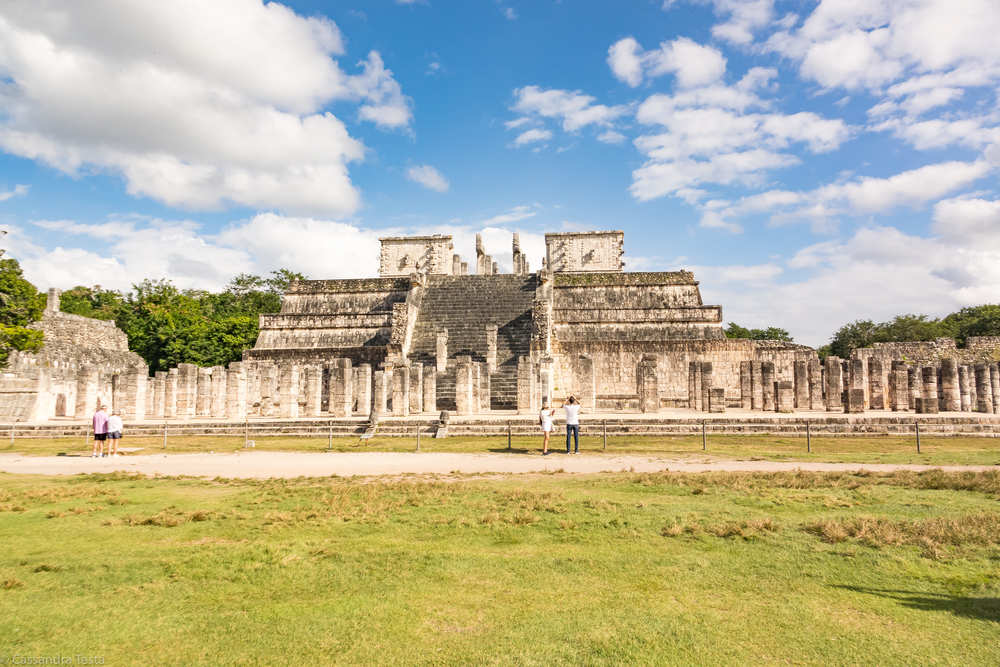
[{"left": 409, "top": 274, "right": 537, "bottom": 410}]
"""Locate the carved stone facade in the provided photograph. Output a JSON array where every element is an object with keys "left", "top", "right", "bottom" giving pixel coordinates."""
[
  {"left": 378, "top": 235, "right": 456, "bottom": 277},
  {"left": 545, "top": 231, "right": 624, "bottom": 273}
]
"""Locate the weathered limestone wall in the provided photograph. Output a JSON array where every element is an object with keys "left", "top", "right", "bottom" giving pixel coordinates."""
[
  {"left": 379, "top": 235, "right": 455, "bottom": 277},
  {"left": 545, "top": 231, "right": 624, "bottom": 272}
]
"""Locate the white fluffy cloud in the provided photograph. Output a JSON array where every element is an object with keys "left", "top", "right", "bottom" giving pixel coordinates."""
[
  {"left": 0, "top": 2, "right": 414, "bottom": 215},
  {"left": 607, "top": 36, "right": 726, "bottom": 88},
  {"left": 405, "top": 165, "right": 450, "bottom": 192},
  {"left": 513, "top": 128, "right": 553, "bottom": 147},
  {"left": 511, "top": 86, "right": 628, "bottom": 132},
  {"left": 0, "top": 184, "right": 28, "bottom": 201}
]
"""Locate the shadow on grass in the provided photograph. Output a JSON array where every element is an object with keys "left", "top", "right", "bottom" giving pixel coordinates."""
[{"left": 839, "top": 586, "right": 1000, "bottom": 623}]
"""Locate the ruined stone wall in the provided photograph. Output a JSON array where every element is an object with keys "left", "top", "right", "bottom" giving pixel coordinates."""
[
  {"left": 378, "top": 235, "right": 455, "bottom": 276},
  {"left": 854, "top": 337, "right": 1000, "bottom": 365},
  {"left": 545, "top": 231, "right": 624, "bottom": 273}
]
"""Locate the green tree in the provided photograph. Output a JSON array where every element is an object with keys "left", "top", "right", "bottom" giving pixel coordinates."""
[
  {"left": 0, "top": 257, "right": 45, "bottom": 366},
  {"left": 724, "top": 323, "right": 794, "bottom": 342},
  {"left": 940, "top": 305, "right": 1000, "bottom": 345},
  {"left": 58, "top": 285, "right": 124, "bottom": 320},
  {"left": 828, "top": 319, "right": 881, "bottom": 358}
]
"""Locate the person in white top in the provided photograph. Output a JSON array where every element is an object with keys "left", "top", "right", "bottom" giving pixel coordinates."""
[
  {"left": 106, "top": 410, "right": 124, "bottom": 458},
  {"left": 563, "top": 395, "right": 581, "bottom": 454},
  {"left": 538, "top": 399, "right": 554, "bottom": 455}
]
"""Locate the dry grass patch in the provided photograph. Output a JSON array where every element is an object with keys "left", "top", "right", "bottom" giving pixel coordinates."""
[{"left": 805, "top": 513, "right": 1000, "bottom": 559}]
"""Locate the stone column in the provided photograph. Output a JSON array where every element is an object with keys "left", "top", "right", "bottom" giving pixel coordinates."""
[
  {"left": 454, "top": 356, "right": 474, "bottom": 415},
  {"left": 975, "top": 364, "right": 993, "bottom": 413},
  {"left": 739, "top": 361, "right": 752, "bottom": 409},
  {"left": 891, "top": 361, "right": 909, "bottom": 411},
  {"left": 708, "top": 387, "right": 725, "bottom": 413},
  {"left": 409, "top": 362, "right": 424, "bottom": 414},
  {"left": 225, "top": 362, "right": 247, "bottom": 419},
  {"left": 824, "top": 357, "right": 842, "bottom": 411},
  {"left": 478, "top": 362, "right": 491, "bottom": 413},
  {"left": 392, "top": 365, "right": 410, "bottom": 417},
  {"left": 436, "top": 330, "right": 448, "bottom": 373},
  {"left": 688, "top": 361, "right": 702, "bottom": 411},
  {"left": 844, "top": 388, "right": 865, "bottom": 413},
  {"left": 210, "top": 365, "right": 227, "bottom": 417},
  {"left": 303, "top": 365, "right": 323, "bottom": 417},
  {"left": 196, "top": 367, "right": 213, "bottom": 417},
  {"left": 423, "top": 371, "right": 437, "bottom": 414},
  {"left": 699, "top": 362, "right": 713, "bottom": 413},
  {"left": 917, "top": 365, "right": 939, "bottom": 414},
  {"left": 164, "top": 368, "right": 178, "bottom": 418},
  {"left": 452, "top": 255, "right": 461, "bottom": 275},
  {"left": 775, "top": 381, "right": 794, "bottom": 413},
  {"left": 486, "top": 325, "right": 498, "bottom": 373},
  {"left": 176, "top": 363, "right": 197, "bottom": 419},
  {"left": 793, "top": 361, "right": 808, "bottom": 409},
  {"left": 991, "top": 363, "right": 1000, "bottom": 415},
  {"left": 958, "top": 365, "right": 971, "bottom": 411},
  {"left": 751, "top": 361, "right": 764, "bottom": 410},
  {"left": 277, "top": 363, "right": 300, "bottom": 419},
  {"left": 517, "top": 356, "right": 536, "bottom": 414},
  {"left": 355, "top": 364, "right": 372, "bottom": 417},
  {"left": 808, "top": 360, "right": 824, "bottom": 410},
  {"left": 940, "top": 359, "right": 960, "bottom": 412},
  {"left": 907, "top": 366, "right": 920, "bottom": 410},
  {"left": 538, "top": 358, "right": 554, "bottom": 408},
  {"left": 761, "top": 362, "right": 775, "bottom": 412},
  {"left": 372, "top": 369, "right": 388, "bottom": 417},
  {"left": 848, "top": 358, "right": 866, "bottom": 410},
  {"left": 868, "top": 359, "right": 885, "bottom": 410},
  {"left": 152, "top": 371, "right": 167, "bottom": 419},
  {"left": 120, "top": 365, "right": 148, "bottom": 421},
  {"left": 637, "top": 355, "right": 659, "bottom": 413},
  {"left": 328, "top": 359, "right": 354, "bottom": 417},
  {"left": 576, "top": 354, "right": 596, "bottom": 410}
]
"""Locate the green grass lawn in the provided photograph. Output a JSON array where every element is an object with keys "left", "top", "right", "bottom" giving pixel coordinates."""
[
  {"left": 1, "top": 470, "right": 998, "bottom": 664},
  {"left": 4, "top": 433, "right": 1000, "bottom": 466}
]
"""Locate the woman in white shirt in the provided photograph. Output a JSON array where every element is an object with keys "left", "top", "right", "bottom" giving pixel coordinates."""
[
  {"left": 107, "top": 411, "right": 124, "bottom": 458},
  {"left": 538, "top": 399, "right": 554, "bottom": 455}
]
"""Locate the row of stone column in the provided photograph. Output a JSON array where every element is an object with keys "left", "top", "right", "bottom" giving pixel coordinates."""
[{"left": 372, "top": 362, "right": 439, "bottom": 417}]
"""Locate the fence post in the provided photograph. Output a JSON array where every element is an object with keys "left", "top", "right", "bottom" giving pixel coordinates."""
[
  {"left": 244, "top": 417, "right": 249, "bottom": 449},
  {"left": 806, "top": 422, "right": 811, "bottom": 453},
  {"left": 162, "top": 421, "right": 167, "bottom": 450},
  {"left": 702, "top": 420, "right": 707, "bottom": 451},
  {"left": 9, "top": 419, "right": 15, "bottom": 446},
  {"left": 328, "top": 420, "right": 333, "bottom": 452},
  {"left": 915, "top": 420, "right": 921, "bottom": 453},
  {"left": 416, "top": 425, "right": 421, "bottom": 452},
  {"left": 507, "top": 421, "right": 512, "bottom": 451},
  {"left": 603, "top": 419, "right": 607, "bottom": 451}
]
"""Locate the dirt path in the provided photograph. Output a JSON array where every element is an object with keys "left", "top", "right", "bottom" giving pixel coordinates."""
[{"left": 0, "top": 451, "right": 993, "bottom": 479}]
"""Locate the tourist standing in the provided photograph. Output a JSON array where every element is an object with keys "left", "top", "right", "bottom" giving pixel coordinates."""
[
  {"left": 91, "top": 405, "right": 108, "bottom": 458},
  {"left": 538, "top": 399, "right": 554, "bottom": 455},
  {"left": 106, "top": 410, "right": 123, "bottom": 458},
  {"left": 563, "top": 395, "right": 581, "bottom": 454}
]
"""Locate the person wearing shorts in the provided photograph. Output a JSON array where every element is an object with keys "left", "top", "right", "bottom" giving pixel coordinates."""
[
  {"left": 106, "top": 411, "right": 123, "bottom": 458},
  {"left": 538, "top": 400, "right": 554, "bottom": 455},
  {"left": 92, "top": 405, "right": 109, "bottom": 458}
]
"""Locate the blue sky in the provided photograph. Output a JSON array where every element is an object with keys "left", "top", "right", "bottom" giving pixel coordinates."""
[{"left": 1, "top": 0, "right": 998, "bottom": 346}]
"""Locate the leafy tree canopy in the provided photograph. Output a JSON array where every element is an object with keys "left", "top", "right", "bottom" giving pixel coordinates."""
[
  {"left": 724, "top": 323, "right": 794, "bottom": 342},
  {"left": 827, "top": 306, "right": 1000, "bottom": 358},
  {"left": 0, "top": 257, "right": 45, "bottom": 366}
]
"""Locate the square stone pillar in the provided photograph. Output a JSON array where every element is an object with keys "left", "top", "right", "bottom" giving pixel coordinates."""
[
  {"left": 761, "top": 362, "right": 775, "bottom": 412},
  {"left": 436, "top": 330, "right": 448, "bottom": 373},
  {"left": 164, "top": 368, "right": 178, "bottom": 418},
  {"left": 890, "top": 362, "right": 909, "bottom": 411},
  {"left": 478, "top": 362, "right": 491, "bottom": 413},
  {"left": 915, "top": 365, "right": 939, "bottom": 414},
  {"left": 688, "top": 361, "right": 703, "bottom": 411},
  {"left": 372, "top": 369, "right": 388, "bottom": 418},
  {"left": 708, "top": 387, "right": 725, "bottom": 413},
  {"left": 517, "top": 356, "right": 536, "bottom": 414},
  {"left": 392, "top": 365, "right": 410, "bottom": 417},
  {"left": 328, "top": 359, "right": 354, "bottom": 417},
  {"left": 423, "top": 371, "right": 437, "bottom": 414},
  {"left": 751, "top": 361, "right": 764, "bottom": 410},
  {"left": 196, "top": 367, "right": 212, "bottom": 417},
  {"left": 844, "top": 388, "right": 865, "bottom": 413},
  {"left": 868, "top": 359, "right": 885, "bottom": 410},
  {"left": 176, "top": 363, "right": 197, "bottom": 418},
  {"left": 808, "top": 360, "right": 824, "bottom": 410},
  {"left": 210, "top": 365, "right": 227, "bottom": 417},
  {"left": 975, "top": 364, "right": 993, "bottom": 413},
  {"left": 454, "top": 356, "right": 474, "bottom": 415},
  {"left": 958, "top": 365, "right": 971, "bottom": 411},
  {"left": 486, "top": 325, "right": 498, "bottom": 373},
  {"left": 775, "top": 381, "right": 794, "bottom": 413},
  {"left": 700, "top": 362, "right": 713, "bottom": 413},
  {"left": 303, "top": 365, "right": 323, "bottom": 417},
  {"left": 152, "top": 371, "right": 167, "bottom": 419},
  {"left": 225, "top": 362, "right": 247, "bottom": 419},
  {"left": 637, "top": 355, "right": 659, "bottom": 413},
  {"left": 355, "top": 364, "right": 372, "bottom": 417},
  {"left": 824, "top": 357, "right": 842, "bottom": 411},
  {"left": 119, "top": 365, "right": 148, "bottom": 421},
  {"left": 907, "top": 366, "right": 920, "bottom": 410},
  {"left": 991, "top": 363, "right": 1000, "bottom": 415},
  {"left": 793, "top": 361, "right": 808, "bottom": 409},
  {"left": 538, "top": 358, "right": 554, "bottom": 408},
  {"left": 278, "top": 363, "right": 300, "bottom": 419},
  {"left": 576, "top": 354, "right": 596, "bottom": 410},
  {"left": 940, "top": 359, "right": 960, "bottom": 412},
  {"left": 739, "top": 361, "right": 752, "bottom": 409},
  {"left": 848, "top": 358, "right": 866, "bottom": 410},
  {"left": 409, "top": 362, "right": 424, "bottom": 414}
]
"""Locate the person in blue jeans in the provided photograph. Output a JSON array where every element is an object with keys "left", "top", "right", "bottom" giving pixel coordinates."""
[{"left": 563, "top": 395, "right": 581, "bottom": 453}]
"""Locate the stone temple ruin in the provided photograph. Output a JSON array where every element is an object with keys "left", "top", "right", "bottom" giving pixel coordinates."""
[{"left": 3, "top": 230, "right": 1000, "bottom": 426}]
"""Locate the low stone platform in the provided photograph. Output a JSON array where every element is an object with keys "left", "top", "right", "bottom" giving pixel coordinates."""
[{"left": 7, "top": 410, "right": 1000, "bottom": 438}]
